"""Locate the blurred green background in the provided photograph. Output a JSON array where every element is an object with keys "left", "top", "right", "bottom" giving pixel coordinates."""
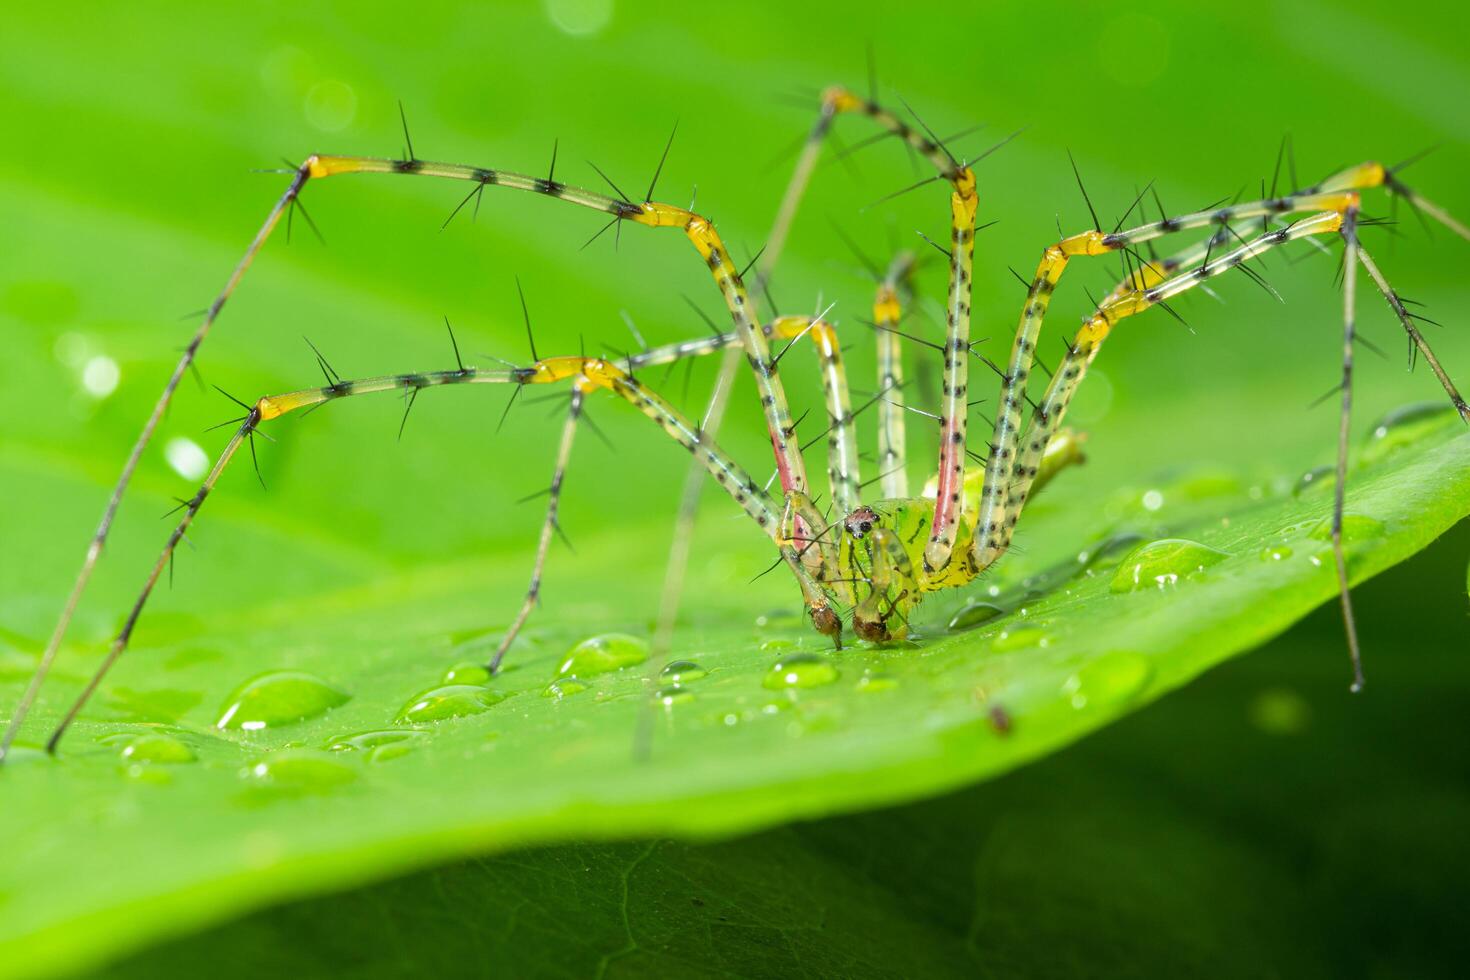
[{"left": 2, "top": 0, "right": 1468, "bottom": 975}]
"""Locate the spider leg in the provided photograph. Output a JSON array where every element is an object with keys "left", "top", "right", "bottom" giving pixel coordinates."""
[
  {"left": 875, "top": 253, "right": 918, "bottom": 499},
  {"left": 1334, "top": 207, "right": 1365, "bottom": 692},
  {"left": 849, "top": 527, "right": 914, "bottom": 642},
  {"left": 490, "top": 383, "right": 587, "bottom": 672}
]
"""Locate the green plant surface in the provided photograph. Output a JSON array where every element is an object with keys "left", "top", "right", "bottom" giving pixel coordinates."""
[
  {"left": 89, "top": 524, "right": 1470, "bottom": 980},
  {"left": 1, "top": 411, "right": 1466, "bottom": 978},
  {"left": 4, "top": 1, "right": 1470, "bottom": 977}
]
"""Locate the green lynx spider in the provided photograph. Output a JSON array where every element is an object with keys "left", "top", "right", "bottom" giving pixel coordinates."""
[{"left": 3, "top": 83, "right": 1467, "bottom": 761}]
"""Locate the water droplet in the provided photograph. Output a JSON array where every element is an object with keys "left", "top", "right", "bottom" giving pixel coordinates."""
[
  {"left": 442, "top": 661, "right": 491, "bottom": 685},
  {"left": 215, "top": 671, "right": 350, "bottom": 731},
  {"left": 759, "top": 637, "right": 798, "bottom": 652},
  {"left": 659, "top": 660, "right": 708, "bottom": 684},
  {"left": 395, "top": 685, "right": 505, "bottom": 724},
  {"left": 1260, "top": 545, "right": 1294, "bottom": 562},
  {"left": 542, "top": 677, "right": 588, "bottom": 699},
  {"left": 554, "top": 633, "right": 648, "bottom": 678},
  {"left": 1370, "top": 401, "right": 1455, "bottom": 440},
  {"left": 1109, "top": 539, "right": 1231, "bottom": 593},
  {"left": 120, "top": 733, "right": 195, "bottom": 764},
  {"left": 1292, "top": 464, "right": 1333, "bottom": 497},
  {"left": 1308, "top": 514, "right": 1386, "bottom": 543},
  {"left": 245, "top": 749, "right": 357, "bottom": 791},
  {"left": 1062, "top": 652, "right": 1152, "bottom": 709},
  {"left": 762, "top": 652, "right": 838, "bottom": 690},
  {"left": 1141, "top": 489, "right": 1164, "bottom": 511},
  {"left": 948, "top": 600, "right": 1004, "bottom": 630},
  {"left": 1361, "top": 402, "right": 1458, "bottom": 465},
  {"left": 1076, "top": 531, "right": 1147, "bottom": 571},
  {"left": 1249, "top": 687, "right": 1311, "bottom": 735},
  {"left": 654, "top": 685, "right": 694, "bottom": 707},
  {"left": 992, "top": 624, "right": 1049, "bottom": 651},
  {"left": 370, "top": 743, "right": 415, "bottom": 763},
  {"left": 329, "top": 729, "right": 427, "bottom": 752},
  {"left": 856, "top": 669, "right": 897, "bottom": 692}
]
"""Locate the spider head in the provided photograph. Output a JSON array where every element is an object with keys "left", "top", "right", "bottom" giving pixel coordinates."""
[{"left": 843, "top": 506, "right": 880, "bottom": 539}]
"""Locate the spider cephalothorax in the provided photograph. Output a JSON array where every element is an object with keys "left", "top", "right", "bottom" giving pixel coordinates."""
[{"left": 844, "top": 506, "right": 881, "bottom": 539}]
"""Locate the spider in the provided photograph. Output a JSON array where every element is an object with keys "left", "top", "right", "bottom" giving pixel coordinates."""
[{"left": 3, "top": 83, "right": 1465, "bottom": 761}]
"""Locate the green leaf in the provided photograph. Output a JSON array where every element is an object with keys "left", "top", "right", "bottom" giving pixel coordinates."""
[
  {"left": 2, "top": 407, "right": 1467, "bottom": 978},
  {"left": 74, "top": 528, "right": 1470, "bottom": 979},
  {"left": 5, "top": 3, "right": 1470, "bottom": 975}
]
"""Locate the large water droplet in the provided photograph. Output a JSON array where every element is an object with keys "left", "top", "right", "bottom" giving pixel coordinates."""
[
  {"left": 659, "top": 660, "right": 708, "bottom": 684},
  {"left": 1260, "top": 545, "right": 1294, "bottom": 562},
  {"left": 1109, "top": 539, "right": 1230, "bottom": 593},
  {"left": 396, "top": 685, "right": 505, "bottom": 724},
  {"left": 120, "top": 733, "right": 195, "bottom": 764},
  {"left": 215, "top": 671, "right": 350, "bottom": 731},
  {"left": 1292, "top": 464, "right": 1333, "bottom": 497},
  {"left": 329, "top": 729, "right": 427, "bottom": 752},
  {"left": 1308, "top": 513, "right": 1386, "bottom": 543},
  {"left": 948, "top": 600, "right": 1005, "bottom": 630},
  {"left": 442, "top": 661, "right": 491, "bottom": 685},
  {"left": 245, "top": 749, "right": 357, "bottom": 791},
  {"left": 554, "top": 633, "right": 648, "bottom": 678},
  {"left": 762, "top": 652, "right": 838, "bottom": 690},
  {"left": 542, "top": 677, "right": 588, "bottom": 699},
  {"left": 1062, "top": 652, "right": 1152, "bottom": 709},
  {"left": 992, "top": 624, "right": 1049, "bottom": 651}
]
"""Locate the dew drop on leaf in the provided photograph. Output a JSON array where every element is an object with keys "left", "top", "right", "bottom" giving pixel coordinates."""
[
  {"left": 991, "top": 624, "right": 1050, "bottom": 651},
  {"left": 659, "top": 660, "right": 708, "bottom": 683},
  {"left": 1292, "top": 464, "right": 1333, "bottom": 497},
  {"left": 1109, "top": 539, "right": 1231, "bottom": 593},
  {"left": 542, "top": 677, "right": 588, "bottom": 699},
  {"left": 761, "top": 653, "right": 839, "bottom": 690},
  {"left": 1308, "top": 514, "right": 1386, "bottom": 543},
  {"left": 1062, "top": 652, "right": 1152, "bottom": 710},
  {"left": 441, "top": 661, "right": 491, "bottom": 685},
  {"left": 215, "top": 671, "right": 350, "bottom": 731},
  {"left": 856, "top": 670, "right": 897, "bottom": 693},
  {"left": 244, "top": 749, "right": 358, "bottom": 791},
  {"left": 554, "top": 633, "right": 648, "bottom": 678},
  {"left": 948, "top": 600, "right": 1004, "bottom": 630},
  {"left": 395, "top": 685, "right": 506, "bottom": 724},
  {"left": 654, "top": 685, "right": 694, "bottom": 707},
  {"left": 1076, "top": 531, "right": 1147, "bottom": 571},
  {"left": 120, "top": 733, "right": 196, "bottom": 764},
  {"left": 328, "top": 730, "right": 427, "bottom": 752}
]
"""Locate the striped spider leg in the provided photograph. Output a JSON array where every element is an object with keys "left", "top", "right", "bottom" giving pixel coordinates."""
[
  {"left": 3, "top": 84, "right": 1012, "bottom": 758},
  {"left": 40, "top": 349, "right": 840, "bottom": 753},
  {"left": 972, "top": 162, "right": 1469, "bottom": 691},
  {"left": 0, "top": 127, "right": 873, "bottom": 758}
]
